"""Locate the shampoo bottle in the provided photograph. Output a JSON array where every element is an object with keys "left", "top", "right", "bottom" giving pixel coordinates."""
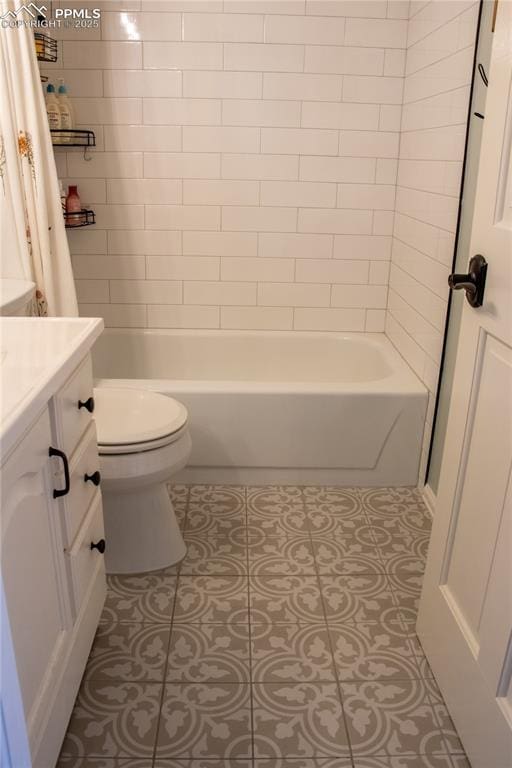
[
  {"left": 45, "top": 84, "right": 61, "bottom": 130},
  {"left": 57, "top": 79, "right": 74, "bottom": 142}
]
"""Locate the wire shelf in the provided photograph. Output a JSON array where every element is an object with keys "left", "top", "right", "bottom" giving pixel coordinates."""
[
  {"left": 51, "top": 129, "right": 96, "bottom": 148},
  {"left": 35, "top": 33, "right": 57, "bottom": 63},
  {"left": 64, "top": 209, "right": 96, "bottom": 229}
]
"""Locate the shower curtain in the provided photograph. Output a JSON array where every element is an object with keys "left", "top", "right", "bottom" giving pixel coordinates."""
[{"left": 0, "top": 2, "right": 78, "bottom": 316}]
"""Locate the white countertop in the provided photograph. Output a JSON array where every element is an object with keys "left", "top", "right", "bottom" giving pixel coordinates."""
[
  {"left": 0, "top": 279, "right": 35, "bottom": 315},
  {"left": 0, "top": 317, "right": 104, "bottom": 461}
]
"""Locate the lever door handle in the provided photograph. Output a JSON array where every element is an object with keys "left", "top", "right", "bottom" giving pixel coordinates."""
[{"left": 448, "top": 254, "right": 487, "bottom": 308}]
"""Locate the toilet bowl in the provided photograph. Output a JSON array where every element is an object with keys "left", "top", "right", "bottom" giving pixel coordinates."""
[{"left": 93, "top": 387, "right": 192, "bottom": 574}]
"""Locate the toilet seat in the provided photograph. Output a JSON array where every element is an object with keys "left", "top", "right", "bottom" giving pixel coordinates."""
[{"left": 94, "top": 387, "right": 188, "bottom": 455}]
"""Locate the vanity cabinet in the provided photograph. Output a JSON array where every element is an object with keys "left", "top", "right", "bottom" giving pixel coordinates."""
[{"left": 1, "top": 349, "right": 106, "bottom": 768}]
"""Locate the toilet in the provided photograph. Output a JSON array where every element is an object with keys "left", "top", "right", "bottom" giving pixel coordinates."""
[{"left": 93, "top": 387, "right": 192, "bottom": 574}]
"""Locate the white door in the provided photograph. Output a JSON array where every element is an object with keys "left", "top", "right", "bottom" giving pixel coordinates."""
[{"left": 417, "top": 4, "right": 512, "bottom": 768}]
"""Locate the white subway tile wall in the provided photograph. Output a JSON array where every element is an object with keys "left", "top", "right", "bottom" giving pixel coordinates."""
[
  {"left": 386, "top": 0, "right": 479, "bottom": 480},
  {"left": 46, "top": 0, "right": 478, "bottom": 485},
  {"left": 45, "top": 0, "right": 412, "bottom": 334}
]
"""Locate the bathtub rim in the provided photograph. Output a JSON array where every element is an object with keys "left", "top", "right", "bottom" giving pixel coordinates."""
[{"left": 93, "top": 328, "right": 427, "bottom": 396}]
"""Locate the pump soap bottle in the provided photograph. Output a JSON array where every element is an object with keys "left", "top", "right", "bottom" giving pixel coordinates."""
[
  {"left": 45, "top": 84, "right": 61, "bottom": 130},
  {"left": 57, "top": 79, "right": 74, "bottom": 142}
]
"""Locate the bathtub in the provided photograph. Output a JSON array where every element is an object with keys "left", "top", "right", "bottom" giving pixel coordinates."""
[{"left": 92, "top": 329, "right": 427, "bottom": 487}]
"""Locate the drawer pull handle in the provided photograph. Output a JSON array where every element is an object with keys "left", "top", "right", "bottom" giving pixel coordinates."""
[
  {"left": 84, "top": 470, "right": 101, "bottom": 486},
  {"left": 90, "top": 539, "right": 106, "bottom": 554},
  {"left": 78, "top": 396, "right": 95, "bottom": 413},
  {"left": 49, "top": 447, "right": 71, "bottom": 498}
]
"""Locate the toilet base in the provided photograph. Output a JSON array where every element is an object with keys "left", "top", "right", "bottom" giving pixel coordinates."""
[{"left": 102, "top": 483, "right": 187, "bottom": 574}]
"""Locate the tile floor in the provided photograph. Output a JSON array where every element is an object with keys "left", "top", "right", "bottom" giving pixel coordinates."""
[{"left": 58, "top": 486, "right": 470, "bottom": 768}]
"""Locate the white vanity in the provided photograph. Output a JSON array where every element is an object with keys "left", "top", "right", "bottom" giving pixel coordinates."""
[{"left": 0, "top": 316, "right": 105, "bottom": 768}]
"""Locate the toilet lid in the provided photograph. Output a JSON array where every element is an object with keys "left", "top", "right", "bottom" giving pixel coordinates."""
[{"left": 93, "top": 387, "right": 188, "bottom": 446}]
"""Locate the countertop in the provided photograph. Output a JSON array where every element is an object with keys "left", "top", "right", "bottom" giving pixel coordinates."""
[{"left": 0, "top": 316, "right": 104, "bottom": 461}]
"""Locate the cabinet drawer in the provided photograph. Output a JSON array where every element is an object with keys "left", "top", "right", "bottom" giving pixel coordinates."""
[
  {"left": 53, "top": 355, "right": 95, "bottom": 459},
  {"left": 63, "top": 423, "right": 102, "bottom": 547},
  {"left": 68, "top": 493, "right": 105, "bottom": 617}
]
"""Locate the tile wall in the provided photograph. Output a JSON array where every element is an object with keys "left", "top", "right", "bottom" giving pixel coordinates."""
[
  {"left": 386, "top": 0, "right": 479, "bottom": 479},
  {"left": 42, "top": 0, "right": 480, "bottom": 484},
  {"left": 43, "top": 0, "right": 410, "bottom": 332}
]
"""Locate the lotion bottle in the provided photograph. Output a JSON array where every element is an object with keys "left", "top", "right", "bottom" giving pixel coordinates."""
[
  {"left": 45, "top": 84, "right": 61, "bottom": 130},
  {"left": 57, "top": 79, "right": 74, "bottom": 142}
]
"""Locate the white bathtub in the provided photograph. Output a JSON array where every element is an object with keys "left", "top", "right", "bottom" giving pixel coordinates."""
[{"left": 92, "top": 329, "right": 427, "bottom": 486}]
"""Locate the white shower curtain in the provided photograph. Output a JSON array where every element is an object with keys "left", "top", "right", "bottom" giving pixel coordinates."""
[{"left": 0, "top": 2, "right": 78, "bottom": 316}]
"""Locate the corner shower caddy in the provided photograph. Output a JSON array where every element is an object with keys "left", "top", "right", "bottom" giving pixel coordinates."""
[
  {"left": 35, "top": 32, "right": 57, "bottom": 63},
  {"left": 36, "top": 37, "right": 97, "bottom": 229},
  {"left": 63, "top": 210, "right": 96, "bottom": 229},
  {"left": 50, "top": 129, "right": 96, "bottom": 149},
  {"left": 50, "top": 131, "right": 97, "bottom": 228}
]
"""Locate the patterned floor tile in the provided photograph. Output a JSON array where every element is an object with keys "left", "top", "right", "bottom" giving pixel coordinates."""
[
  {"left": 328, "top": 622, "right": 418, "bottom": 681},
  {"left": 306, "top": 505, "right": 371, "bottom": 538},
  {"left": 85, "top": 623, "right": 170, "bottom": 681},
  {"left": 352, "top": 756, "right": 454, "bottom": 767},
  {"left": 320, "top": 575, "right": 396, "bottom": 624},
  {"left": 341, "top": 679, "right": 446, "bottom": 756},
  {"left": 174, "top": 576, "right": 249, "bottom": 623},
  {"left": 189, "top": 485, "right": 246, "bottom": 511},
  {"left": 60, "top": 485, "right": 469, "bottom": 768},
  {"left": 60, "top": 682, "right": 161, "bottom": 758},
  {"left": 154, "top": 761, "right": 253, "bottom": 768},
  {"left": 303, "top": 486, "right": 362, "bottom": 509},
  {"left": 360, "top": 487, "right": 424, "bottom": 513},
  {"left": 101, "top": 571, "right": 177, "bottom": 624},
  {"left": 375, "top": 534, "right": 428, "bottom": 575},
  {"left": 186, "top": 507, "right": 247, "bottom": 537},
  {"left": 254, "top": 760, "right": 352, "bottom": 768},
  {"left": 57, "top": 759, "right": 150, "bottom": 768},
  {"left": 167, "top": 624, "right": 250, "bottom": 682},
  {"left": 251, "top": 624, "right": 335, "bottom": 682},
  {"left": 425, "top": 679, "right": 465, "bottom": 756},
  {"left": 369, "top": 517, "right": 430, "bottom": 544},
  {"left": 168, "top": 484, "right": 189, "bottom": 530},
  {"left": 253, "top": 682, "right": 349, "bottom": 757},
  {"left": 185, "top": 486, "right": 246, "bottom": 537},
  {"left": 248, "top": 536, "right": 316, "bottom": 575},
  {"left": 180, "top": 536, "right": 248, "bottom": 575},
  {"left": 248, "top": 485, "right": 303, "bottom": 506},
  {"left": 361, "top": 488, "right": 431, "bottom": 537},
  {"left": 388, "top": 572, "right": 423, "bottom": 619},
  {"left": 313, "top": 537, "right": 383, "bottom": 575},
  {"left": 156, "top": 683, "right": 251, "bottom": 758},
  {"left": 403, "top": 628, "right": 434, "bottom": 679},
  {"left": 250, "top": 576, "right": 325, "bottom": 623},
  {"left": 247, "top": 486, "right": 309, "bottom": 536}
]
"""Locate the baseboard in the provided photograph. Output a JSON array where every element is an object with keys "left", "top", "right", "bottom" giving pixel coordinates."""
[{"left": 421, "top": 483, "right": 436, "bottom": 518}]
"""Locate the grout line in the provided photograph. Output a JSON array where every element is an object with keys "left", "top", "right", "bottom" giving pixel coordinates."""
[
  {"left": 150, "top": 486, "right": 189, "bottom": 765},
  {"left": 307, "top": 486, "right": 356, "bottom": 768}
]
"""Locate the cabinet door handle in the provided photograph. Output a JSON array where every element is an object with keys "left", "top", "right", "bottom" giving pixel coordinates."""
[
  {"left": 49, "top": 447, "right": 71, "bottom": 498},
  {"left": 90, "top": 539, "right": 106, "bottom": 554},
  {"left": 84, "top": 470, "right": 101, "bottom": 486},
  {"left": 78, "top": 396, "right": 95, "bottom": 413}
]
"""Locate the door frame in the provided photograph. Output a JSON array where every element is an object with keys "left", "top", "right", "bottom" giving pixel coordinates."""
[{"left": 424, "top": 0, "right": 490, "bottom": 488}]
